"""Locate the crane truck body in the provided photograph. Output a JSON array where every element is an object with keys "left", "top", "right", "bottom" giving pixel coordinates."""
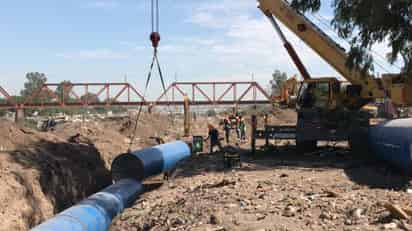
[{"left": 257, "top": 0, "right": 412, "bottom": 152}]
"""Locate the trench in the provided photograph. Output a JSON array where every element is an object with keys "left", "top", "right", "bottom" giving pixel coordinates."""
[{"left": 8, "top": 140, "right": 112, "bottom": 230}]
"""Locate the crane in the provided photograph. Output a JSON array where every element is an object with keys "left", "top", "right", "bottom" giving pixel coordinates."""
[
  {"left": 258, "top": 0, "right": 412, "bottom": 107},
  {"left": 256, "top": 0, "right": 412, "bottom": 152}
]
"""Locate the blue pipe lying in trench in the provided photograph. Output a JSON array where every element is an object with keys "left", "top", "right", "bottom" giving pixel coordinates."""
[{"left": 31, "top": 141, "right": 191, "bottom": 231}]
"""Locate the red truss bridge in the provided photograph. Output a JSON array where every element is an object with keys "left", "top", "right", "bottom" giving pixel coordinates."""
[{"left": 0, "top": 81, "right": 272, "bottom": 109}]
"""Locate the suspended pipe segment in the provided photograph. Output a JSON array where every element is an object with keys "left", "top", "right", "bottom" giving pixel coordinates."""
[{"left": 31, "top": 141, "right": 191, "bottom": 231}]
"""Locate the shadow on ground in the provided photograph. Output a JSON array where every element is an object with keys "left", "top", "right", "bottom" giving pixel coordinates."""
[{"left": 176, "top": 144, "right": 412, "bottom": 190}]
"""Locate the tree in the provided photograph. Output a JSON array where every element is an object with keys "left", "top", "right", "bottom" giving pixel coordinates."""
[
  {"left": 20, "top": 72, "right": 52, "bottom": 108},
  {"left": 55, "top": 80, "right": 74, "bottom": 102},
  {"left": 21, "top": 72, "right": 48, "bottom": 98},
  {"left": 80, "top": 93, "right": 100, "bottom": 103},
  {"left": 0, "top": 98, "right": 6, "bottom": 116},
  {"left": 289, "top": 0, "right": 412, "bottom": 76},
  {"left": 270, "top": 70, "right": 288, "bottom": 97},
  {"left": 206, "top": 109, "right": 217, "bottom": 117}
]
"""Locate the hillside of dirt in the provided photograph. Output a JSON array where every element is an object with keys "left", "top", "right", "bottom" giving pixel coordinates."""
[
  {"left": 0, "top": 112, "right": 200, "bottom": 231},
  {"left": 0, "top": 119, "right": 117, "bottom": 230}
]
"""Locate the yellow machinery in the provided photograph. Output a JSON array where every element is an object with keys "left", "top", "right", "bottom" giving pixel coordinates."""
[
  {"left": 272, "top": 74, "right": 299, "bottom": 105},
  {"left": 258, "top": 0, "right": 412, "bottom": 108},
  {"left": 257, "top": 0, "right": 412, "bottom": 152}
]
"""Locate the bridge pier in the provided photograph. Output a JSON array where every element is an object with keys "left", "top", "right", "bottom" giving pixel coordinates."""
[
  {"left": 14, "top": 108, "right": 25, "bottom": 124},
  {"left": 183, "top": 96, "right": 191, "bottom": 137},
  {"left": 251, "top": 115, "right": 257, "bottom": 154},
  {"left": 148, "top": 104, "right": 153, "bottom": 114},
  {"left": 232, "top": 105, "right": 239, "bottom": 115}
]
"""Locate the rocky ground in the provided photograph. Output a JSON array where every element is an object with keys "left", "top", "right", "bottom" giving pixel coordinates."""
[{"left": 112, "top": 148, "right": 412, "bottom": 231}]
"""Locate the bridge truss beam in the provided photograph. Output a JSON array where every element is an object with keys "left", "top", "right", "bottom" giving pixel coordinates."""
[{"left": 0, "top": 81, "right": 271, "bottom": 109}]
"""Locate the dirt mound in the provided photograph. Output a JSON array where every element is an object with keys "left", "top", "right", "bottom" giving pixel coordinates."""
[
  {"left": 53, "top": 121, "right": 131, "bottom": 168},
  {"left": 0, "top": 120, "right": 122, "bottom": 230},
  {"left": 116, "top": 113, "right": 183, "bottom": 144},
  {"left": 0, "top": 113, "right": 191, "bottom": 230},
  {"left": 270, "top": 108, "right": 297, "bottom": 124},
  {"left": 109, "top": 113, "right": 199, "bottom": 146},
  {"left": 116, "top": 113, "right": 170, "bottom": 137}
]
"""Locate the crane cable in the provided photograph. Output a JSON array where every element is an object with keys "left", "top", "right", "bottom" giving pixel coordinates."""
[{"left": 127, "top": 0, "right": 170, "bottom": 152}]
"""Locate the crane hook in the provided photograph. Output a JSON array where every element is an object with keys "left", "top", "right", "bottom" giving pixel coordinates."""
[
  {"left": 150, "top": 32, "right": 161, "bottom": 49},
  {"left": 150, "top": 0, "right": 160, "bottom": 49}
]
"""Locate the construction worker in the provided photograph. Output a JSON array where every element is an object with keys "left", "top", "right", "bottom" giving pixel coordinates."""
[
  {"left": 239, "top": 117, "right": 246, "bottom": 142},
  {"left": 235, "top": 114, "right": 241, "bottom": 140},
  {"left": 223, "top": 117, "right": 231, "bottom": 143},
  {"left": 302, "top": 84, "right": 315, "bottom": 108},
  {"left": 383, "top": 91, "right": 397, "bottom": 119},
  {"left": 205, "top": 124, "right": 222, "bottom": 153}
]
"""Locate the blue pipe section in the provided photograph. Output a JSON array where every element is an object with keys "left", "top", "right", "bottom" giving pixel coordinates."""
[
  {"left": 369, "top": 118, "right": 412, "bottom": 174},
  {"left": 111, "top": 140, "right": 191, "bottom": 181},
  {"left": 31, "top": 179, "right": 142, "bottom": 231},
  {"left": 31, "top": 141, "right": 191, "bottom": 231}
]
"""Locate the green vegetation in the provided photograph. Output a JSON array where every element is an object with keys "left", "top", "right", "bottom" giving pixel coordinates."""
[
  {"left": 206, "top": 109, "right": 217, "bottom": 117},
  {"left": 55, "top": 80, "right": 74, "bottom": 102},
  {"left": 0, "top": 73, "right": 127, "bottom": 118},
  {"left": 270, "top": 70, "right": 288, "bottom": 97},
  {"left": 290, "top": 0, "right": 412, "bottom": 76},
  {"left": 21, "top": 72, "right": 48, "bottom": 101}
]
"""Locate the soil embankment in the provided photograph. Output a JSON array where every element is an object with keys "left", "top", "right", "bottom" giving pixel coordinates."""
[{"left": 0, "top": 112, "right": 177, "bottom": 230}]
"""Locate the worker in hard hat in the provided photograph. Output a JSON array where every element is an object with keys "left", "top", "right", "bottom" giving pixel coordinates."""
[
  {"left": 239, "top": 116, "right": 247, "bottom": 142},
  {"left": 223, "top": 117, "right": 231, "bottom": 144},
  {"left": 205, "top": 124, "right": 222, "bottom": 153}
]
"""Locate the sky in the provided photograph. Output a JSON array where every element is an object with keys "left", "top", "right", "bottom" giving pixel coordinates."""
[{"left": 0, "top": 0, "right": 401, "bottom": 98}]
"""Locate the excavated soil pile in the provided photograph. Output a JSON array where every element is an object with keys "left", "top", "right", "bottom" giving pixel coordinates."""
[
  {"left": 111, "top": 113, "right": 185, "bottom": 146},
  {"left": 0, "top": 112, "right": 213, "bottom": 230},
  {"left": 269, "top": 108, "right": 297, "bottom": 125},
  {"left": 0, "top": 119, "right": 127, "bottom": 230}
]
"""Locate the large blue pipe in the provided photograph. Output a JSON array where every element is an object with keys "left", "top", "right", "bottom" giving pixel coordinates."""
[
  {"left": 111, "top": 140, "right": 191, "bottom": 181},
  {"left": 31, "top": 141, "right": 191, "bottom": 231},
  {"left": 369, "top": 118, "right": 412, "bottom": 174},
  {"left": 31, "top": 179, "right": 142, "bottom": 231}
]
